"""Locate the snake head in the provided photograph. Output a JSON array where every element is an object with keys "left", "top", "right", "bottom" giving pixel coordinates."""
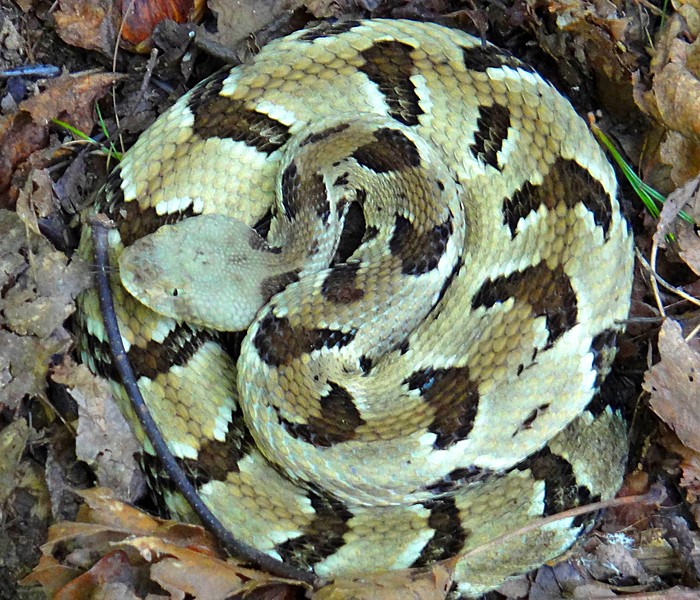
[{"left": 118, "top": 213, "right": 289, "bottom": 331}]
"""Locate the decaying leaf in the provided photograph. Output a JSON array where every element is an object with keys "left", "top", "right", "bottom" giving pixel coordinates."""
[
  {"left": 53, "top": 0, "right": 120, "bottom": 55},
  {"left": 640, "top": 0, "right": 700, "bottom": 138},
  {"left": 51, "top": 359, "right": 146, "bottom": 503},
  {"left": 634, "top": 0, "right": 700, "bottom": 185},
  {"left": 654, "top": 174, "right": 700, "bottom": 243},
  {"left": 0, "top": 71, "right": 123, "bottom": 203},
  {"left": 0, "top": 111, "right": 48, "bottom": 207},
  {"left": 660, "top": 429, "right": 700, "bottom": 512},
  {"left": 21, "top": 71, "right": 124, "bottom": 134},
  {"left": 0, "top": 419, "right": 30, "bottom": 506},
  {"left": 204, "top": 0, "right": 304, "bottom": 56},
  {"left": 547, "top": 0, "right": 639, "bottom": 117},
  {"left": 126, "top": 537, "right": 304, "bottom": 599},
  {"left": 643, "top": 319, "right": 700, "bottom": 453},
  {"left": 21, "top": 554, "right": 84, "bottom": 598},
  {"left": 29, "top": 488, "right": 308, "bottom": 599},
  {"left": 0, "top": 209, "right": 91, "bottom": 409},
  {"left": 313, "top": 563, "right": 453, "bottom": 600},
  {"left": 674, "top": 177, "right": 700, "bottom": 275}
]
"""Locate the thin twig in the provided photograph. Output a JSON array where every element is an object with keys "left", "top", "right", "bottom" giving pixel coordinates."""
[
  {"left": 634, "top": 0, "right": 667, "bottom": 17},
  {"left": 684, "top": 320, "right": 700, "bottom": 342},
  {"left": 636, "top": 249, "right": 700, "bottom": 309},
  {"left": 452, "top": 488, "right": 662, "bottom": 564},
  {"left": 649, "top": 238, "right": 666, "bottom": 317},
  {"left": 89, "top": 214, "right": 317, "bottom": 586}
]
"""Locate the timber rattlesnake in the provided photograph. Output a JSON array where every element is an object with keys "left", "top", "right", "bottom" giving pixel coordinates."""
[{"left": 76, "top": 19, "right": 634, "bottom": 597}]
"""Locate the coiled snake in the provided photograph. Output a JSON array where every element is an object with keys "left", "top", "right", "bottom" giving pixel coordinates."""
[{"left": 76, "top": 19, "right": 634, "bottom": 597}]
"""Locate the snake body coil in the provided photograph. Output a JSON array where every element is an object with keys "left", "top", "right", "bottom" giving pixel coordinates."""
[{"left": 77, "top": 19, "right": 634, "bottom": 596}]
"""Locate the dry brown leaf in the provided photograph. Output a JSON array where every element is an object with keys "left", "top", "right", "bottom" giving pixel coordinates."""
[
  {"left": 634, "top": 0, "right": 700, "bottom": 185},
  {"left": 678, "top": 226, "right": 700, "bottom": 276},
  {"left": 0, "top": 330, "right": 65, "bottom": 409},
  {"left": 587, "top": 541, "right": 650, "bottom": 585},
  {"left": 206, "top": 0, "right": 304, "bottom": 51},
  {"left": 20, "top": 555, "right": 84, "bottom": 597},
  {"left": 30, "top": 487, "right": 307, "bottom": 600},
  {"left": 21, "top": 71, "right": 124, "bottom": 134},
  {"left": 52, "top": 550, "right": 141, "bottom": 600},
  {"left": 642, "top": 319, "right": 700, "bottom": 452},
  {"left": 0, "top": 209, "right": 91, "bottom": 409},
  {"left": 124, "top": 537, "right": 304, "bottom": 599},
  {"left": 540, "top": 0, "right": 642, "bottom": 120},
  {"left": 313, "top": 563, "right": 453, "bottom": 600},
  {"left": 51, "top": 359, "right": 146, "bottom": 502},
  {"left": 659, "top": 131, "right": 700, "bottom": 187},
  {"left": 0, "top": 419, "right": 30, "bottom": 506},
  {"left": 15, "top": 167, "right": 55, "bottom": 235},
  {"left": 654, "top": 174, "right": 700, "bottom": 244},
  {"left": 1, "top": 215, "right": 90, "bottom": 338},
  {"left": 660, "top": 429, "right": 700, "bottom": 508},
  {"left": 0, "top": 112, "right": 49, "bottom": 206},
  {"left": 672, "top": 176, "right": 700, "bottom": 274},
  {"left": 0, "top": 71, "right": 122, "bottom": 203},
  {"left": 653, "top": 174, "right": 700, "bottom": 274},
  {"left": 54, "top": 0, "right": 119, "bottom": 55},
  {"left": 610, "top": 470, "right": 656, "bottom": 529},
  {"left": 34, "top": 491, "right": 172, "bottom": 578},
  {"left": 648, "top": 60, "right": 700, "bottom": 139},
  {"left": 74, "top": 487, "right": 173, "bottom": 534},
  {"left": 75, "top": 488, "right": 223, "bottom": 554}
]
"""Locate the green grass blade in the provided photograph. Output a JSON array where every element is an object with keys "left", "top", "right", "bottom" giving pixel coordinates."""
[
  {"left": 592, "top": 123, "right": 694, "bottom": 225},
  {"left": 52, "top": 117, "right": 122, "bottom": 161}
]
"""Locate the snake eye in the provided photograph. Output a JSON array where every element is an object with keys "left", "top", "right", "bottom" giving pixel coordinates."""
[{"left": 172, "top": 289, "right": 179, "bottom": 297}]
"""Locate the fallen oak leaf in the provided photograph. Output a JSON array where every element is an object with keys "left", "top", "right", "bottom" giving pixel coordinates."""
[
  {"left": 659, "top": 429, "right": 700, "bottom": 506},
  {"left": 20, "top": 555, "right": 83, "bottom": 597},
  {"left": 121, "top": 536, "right": 308, "bottom": 600},
  {"left": 632, "top": 0, "right": 700, "bottom": 185},
  {"left": 40, "top": 520, "right": 137, "bottom": 553},
  {"left": 643, "top": 319, "right": 700, "bottom": 453},
  {"left": 51, "top": 359, "right": 145, "bottom": 503},
  {"left": 0, "top": 210, "right": 91, "bottom": 408},
  {"left": 120, "top": 0, "right": 206, "bottom": 53},
  {"left": 52, "top": 550, "right": 140, "bottom": 600},
  {"left": 74, "top": 487, "right": 221, "bottom": 554},
  {"left": 36, "top": 487, "right": 223, "bottom": 570},
  {"left": 28, "top": 488, "right": 234, "bottom": 597},
  {"left": 21, "top": 71, "right": 124, "bottom": 134}
]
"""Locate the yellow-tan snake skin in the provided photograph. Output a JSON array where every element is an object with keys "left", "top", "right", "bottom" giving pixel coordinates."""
[{"left": 76, "top": 19, "right": 634, "bottom": 597}]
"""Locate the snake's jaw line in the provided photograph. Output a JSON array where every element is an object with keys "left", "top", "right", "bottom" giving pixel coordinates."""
[{"left": 76, "top": 18, "right": 634, "bottom": 596}]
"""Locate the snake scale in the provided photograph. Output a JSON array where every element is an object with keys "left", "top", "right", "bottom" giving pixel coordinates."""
[{"left": 76, "top": 19, "right": 634, "bottom": 597}]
